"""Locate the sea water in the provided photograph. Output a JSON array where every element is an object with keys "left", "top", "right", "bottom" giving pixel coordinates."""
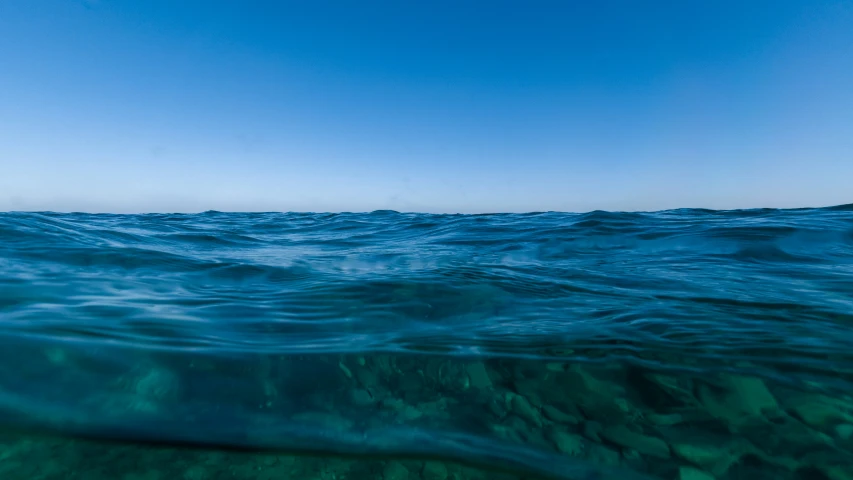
[{"left": 0, "top": 207, "right": 852, "bottom": 479}]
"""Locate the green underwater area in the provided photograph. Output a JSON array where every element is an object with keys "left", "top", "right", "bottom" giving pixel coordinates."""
[{"left": 1, "top": 346, "right": 851, "bottom": 480}]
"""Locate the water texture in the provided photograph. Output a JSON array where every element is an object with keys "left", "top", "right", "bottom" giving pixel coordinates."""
[{"left": 1, "top": 207, "right": 853, "bottom": 480}]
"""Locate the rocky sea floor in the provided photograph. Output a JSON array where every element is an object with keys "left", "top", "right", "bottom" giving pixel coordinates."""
[{"left": 1, "top": 350, "right": 851, "bottom": 480}]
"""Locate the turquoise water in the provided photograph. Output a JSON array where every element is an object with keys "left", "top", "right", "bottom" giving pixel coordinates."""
[{"left": 1, "top": 207, "right": 852, "bottom": 479}]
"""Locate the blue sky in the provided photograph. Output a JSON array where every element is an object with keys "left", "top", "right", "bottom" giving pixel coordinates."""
[{"left": 1, "top": 0, "right": 851, "bottom": 213}]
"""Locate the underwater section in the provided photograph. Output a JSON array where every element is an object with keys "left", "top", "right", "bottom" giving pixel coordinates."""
[{"left": 1, "top": 338, "right": 851, "bottom": 479}]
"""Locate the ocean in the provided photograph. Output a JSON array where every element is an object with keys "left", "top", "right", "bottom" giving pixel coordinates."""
[{"left": 0, "top": 207, "right": 852, "bottom": 480}]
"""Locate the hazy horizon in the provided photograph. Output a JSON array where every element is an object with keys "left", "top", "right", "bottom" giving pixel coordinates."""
[
  {"left": 2, "top": 1, "right": 852, "bottom": 214},
  {"left": 5, "top": 201, "right": 853, "bottom": 216}
]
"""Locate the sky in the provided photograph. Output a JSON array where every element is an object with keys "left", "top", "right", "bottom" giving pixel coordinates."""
[{"left": 0, "top": 0, "right": 851, "bottom": 213}]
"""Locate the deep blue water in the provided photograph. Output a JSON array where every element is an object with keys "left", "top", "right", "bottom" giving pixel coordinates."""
[{"left": 1, "top": 207, "right": 853, "bottom": 479}]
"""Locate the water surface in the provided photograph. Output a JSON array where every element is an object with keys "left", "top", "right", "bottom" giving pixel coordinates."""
[{"left": 1, "top": 207, "right": 852, "bottom": 479}]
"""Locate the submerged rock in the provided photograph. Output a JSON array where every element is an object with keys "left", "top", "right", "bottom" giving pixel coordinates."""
[
  {"left": 510, "top": 393, "right": 542, "bottom": 427},
  {"left": 585, "top": 443, "right": 622, "bottom": 467},
  {"left": 548, "top": 430, "right": 586, "bottom": 455},
  {"left": 741, "top": 412, "right": 836, "bottom": 459},
  {"left": 382, "top": 461, "right": 408, "bottom": 480},
  {"left": 671, "top": 441, "right": 744, "bottom": 476},
  {"left": 646, "top": 413, "right": 685, "bottom": 426},
  {"left": 491, "top": 414, "right": 530, "bottom": 444},
  {"left": 600, "top": 425, "right": 670, "bottom": 459},
  {"left": 350, "top": 388, "right": 376, "bottom": 406},
  {"left": 435, "top": 361, "right": 470, "bottom": 391},
  {"left": 555, "top": 366, "right": 638, "bottom": 425},
  {"left": 583, "top": 420, "right": 603, "bottom": 442},
  {"left": 486, "top": 393, "right": 510, "bottom": 419},
  {"left": 632, "top": 371, "right": 697, "bottom": 409},
  {"left": 670, "top": 433, "right": 801, "bottom": 477},
  {"left": 542, "top": 405, "right": 581, "bottom": 425},
  {"left": 783, "top": 393, "right": 853, "bottom": 431},
  {"left": 354, "top": 365, "right": 380, "bottom": 388},
  {"left": 698, "top": 375, "right": 780, "bottom": 428},
  {"left": 836, "top": 423, "right": 853, "bottom": 440},
  {"left": 824, "top": 465, "right": 853, "bottom": 480},
  {"left": 422, "top": 461, "right": 448, "bottom": 480},
  {"left": 722, "top": 375, "right": 779, "bottom": 413},
  {"left": 465, "top": 362, "right": 493, "bottom": 389},
  {"left": 678, "top": 466, "right": 716, "bottom": 480}
]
